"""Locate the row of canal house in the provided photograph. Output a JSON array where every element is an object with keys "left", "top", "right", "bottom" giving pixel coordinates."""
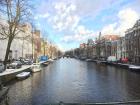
[
  {"left": 76, "top": 35, "right": 127, "bottom": 61},
  {"left": 74, "top": 19, "right": 140, "bottom": 64},
  {"left": 95, "top": 35, "right": 127, "bottom": 60}
]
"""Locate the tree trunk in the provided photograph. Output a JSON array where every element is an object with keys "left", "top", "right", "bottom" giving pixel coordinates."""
[{"left": 4, "top": 37, "right": 13, "bottom": 69}]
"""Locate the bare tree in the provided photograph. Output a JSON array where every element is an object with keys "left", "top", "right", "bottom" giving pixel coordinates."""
[{"left": 0, "top": 0, "right": 32, "bottom": 67}]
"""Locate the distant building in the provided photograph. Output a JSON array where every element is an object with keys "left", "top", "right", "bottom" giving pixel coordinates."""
[
  {"left": 80, "top": 43, "right": 87, "bottom": 48},
  {"left": 102, "top": 35, "right": 120, "bottom": 41},
  {"left": 87, "top": 39, "right": 94, "bottom": 58},
  {"left": 96, "top": 35, "right": 120, "bottom": 59},
  {"left": 87, "top": 39, "right": 94, "bottom": 46},
  {"left": 105, "top": 41, "right": 112, "bottom": 58},
  {"left": 92, "top": 44, "right": 97, "bottom": 58},
  {"left": 111, "top": 40, "right": 118, "bottom": 58},
  {"left": 116, "top": 38, "right": 121, "bottom": 60},
  {"left": 120, "top": 37, "right": 127, "bottom": 58},
  {"left": 79, "top": 43, "right": 87, "bottom": 57}
]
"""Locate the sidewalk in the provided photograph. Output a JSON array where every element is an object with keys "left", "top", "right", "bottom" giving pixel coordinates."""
[
  {"left": 101, "top": 61, "right": 140, "bottom": 69},
  {"left": 0, "top": 61, "right": 48, "bottom": 77},
  {"left": 90, "top": 59, "right": 140, "bottom": 69},
  {"left": 0, "top": 65, "right": 31, "bottom": 77},
  {"left": 0, "top": 61, "right": 50, "bottom": 83}
]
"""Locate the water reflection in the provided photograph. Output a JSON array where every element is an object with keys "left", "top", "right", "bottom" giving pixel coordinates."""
[{"left": 6, "top": 58, "right": 140, "bottom": 105}]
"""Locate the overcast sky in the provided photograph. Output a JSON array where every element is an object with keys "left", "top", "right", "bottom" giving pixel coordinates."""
[{"left": 33, "top": 0, "right": 140, "bottom": 51}]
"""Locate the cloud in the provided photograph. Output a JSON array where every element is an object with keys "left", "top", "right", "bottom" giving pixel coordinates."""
[
  {"left": 35, "top": 0, "right": 115, "bottom": 32},
  {"left": 47, "top": 2, "right": 80, "bottom": 31},
  {"left": 61, "top": 25, "right": 96, "bottom": 43},
  {"left": 102, "top": 8, "right": 139, "bottom": 36},
  {"left": 55, "top": 0, "right": 114, "bottom": 17},
  {"left": 101, "top": 23, "right": 117, "bottom": 35},
  {"left": 62, "top": 8, "right": 139, "bottom": 43},
  {"left": 34, "top": 13, "right": 50, "bottom": 20},
  {"left": 35, "top": 0, "right": 123, "bottom": 33},
  {"left": 117, "top": 8, "right": 139, "bottom": 35},
  {"left": 34, "top": 0, "right": 140, "bottom": 51}
]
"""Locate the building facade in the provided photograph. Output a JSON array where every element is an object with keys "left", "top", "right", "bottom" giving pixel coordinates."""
[
  {"left": 0, "top": 22, "right": 33, "bottom": 61},
  {"left": 79, "top": 43, "right": 87, "bottom": 58},
  {"left": 125, "top": 19, "right": 140, "bottom": 64},
  {"left": 95, "top": 35, "right": 120, "bottom": 59}
]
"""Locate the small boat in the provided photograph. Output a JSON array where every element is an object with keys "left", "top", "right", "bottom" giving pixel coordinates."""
[
  {"left": 80, "top": 57, "right": 86, "bottom": 60},
  {"left": 48, "top": 59, "right": 54, "bottom": 62},
  {"left": 16, "top": 72, "right": 30, "bottom": 79},
  {"left": 42, "top": 61, "right": 49, "bottom": 66},
  {"left": 86, "top": 59, "right": 92, "bottom": 62},
  {"left": 53, "top": 57, "right": 57, "bottom": 60},
  {"left": 31, "top": 63, "right": 41, "bottom": 73},
  {"left": 129, "top": 65, "right": 140, "bottom": 71}
]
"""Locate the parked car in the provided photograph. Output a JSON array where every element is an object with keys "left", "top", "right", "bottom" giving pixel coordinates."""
[
  {"left": 7, "top": 61, "right": 22, "bottom": 69},
  {"left": 0, "top": 62, "right": 4, "bottom": 73},
  {"left": 23, "top": 59, "right": 32, "bottom": 65},
  {"left": 121, "top": 58, "right": 128, "bottom": 63}
]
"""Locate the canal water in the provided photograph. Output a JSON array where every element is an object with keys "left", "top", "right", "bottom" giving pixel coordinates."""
[{"left": 6, "top": 58, "right": 140, "bottom": 105}]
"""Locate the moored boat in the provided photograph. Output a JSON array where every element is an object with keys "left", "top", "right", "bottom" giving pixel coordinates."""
[
  {"left": 16, "top": 72, "right": 30, "bottom": 79},
  {"left": 129, "top": 65, "right": 140, "bottom": 71},
  {"left": 31, "top": 63, "right": 41, "bottom": 73},
  {"left": 96, "top": 60, "right": 101, "bottom": 64},
  {"left": 80, "top": 57, "right": 86, "bottom": 60},
  {"left": 86, "top": 59, "right": 92, "bottom": 62},
  {"left": 42, "top": 61, "right": 50, "bottom": 66},
  {"left": 48, "top": 59, "right": 54, "bottom": 63}
]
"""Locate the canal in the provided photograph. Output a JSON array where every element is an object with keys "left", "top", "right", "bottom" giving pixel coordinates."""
[{"left": 6, "top": 58, "right": 140, "bottom": 105}]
